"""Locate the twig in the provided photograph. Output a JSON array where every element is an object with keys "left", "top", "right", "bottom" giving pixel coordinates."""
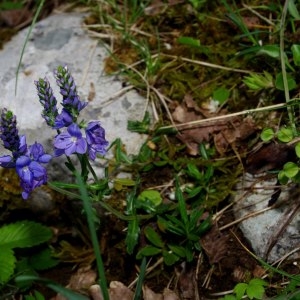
[{"left": 159, "top": 102, "right": 295, "bottom": 131}]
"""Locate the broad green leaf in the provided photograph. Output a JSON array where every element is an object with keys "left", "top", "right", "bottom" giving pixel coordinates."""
[
  {"left": 248, "top": 278, "right": 267, "bottom": 286},
  {"left": 278, "top": 170, "right": 289, "bottom": 185},
  {"left": 0, "top": 246, "right": 15, "bottom": 284},
  {"left": 277, "top": 127, "right": 294, "bottom": 142},
  {"left": 0, "top": 221, "right": 52, "bottom": 249},
  {"left": 213, "top": 87, "right": 230, "bottom": 104},
  {"left": 275, "top": 73, "right": 297, "bottom": 91},
  {"left": 222, "top": 296, "right": 237, "bottom": 300},
  {"left": 283, "top": 162, "right": 299, "bottom": 178},
  {"left": 291, "top": 44, "right": 300, "bottom": 66},
  {"left": 144, "top": 226, "right": 164, "bottom": 248},
  {"left": 136, "top": 245, "right": 161, "bottom": 259},
  {"left": 234, "top": 282, "right": 248, "bottom": 300},
  {"left": 138, "top": 190, "right": 162, "bottom": 207},
  {"left": 247, "top": 278, "right": 267, "bottom": 299},
  {"left": 247, "top": 284, "right": 265, "bottom": 299},
  {"left": 260, "top": 128, "right": 275, "bottom": 141},
  {"left": 295, "top": 142, "right": 300, "bottom": 158},
  {"left": 29, "top": 248, "right": 59, "bottom": 270}
]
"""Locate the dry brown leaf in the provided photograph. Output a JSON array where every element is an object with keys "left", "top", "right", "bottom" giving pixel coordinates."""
[
  {"left": 66, "top": 266, "right": 97, "bottom": 290},
  {"left": 109, "top": 281, "right": 134, "bottom": 300},
  {"left": 201, "top": 226, "right": 228, "bottom": 265},
  {"left": 53, "top": 266, "right": 96, "bottom": 300},
  {"left": 143, "top": 285, "right": 163, "bottom": 300},
  {"left": 172, "top": 94, "right": 257, "bottom": 155},
  {"left": 246, "top": 143, "right": 296, "bottom": 174},
  {"left": 163, "top": 288, "right": 180, "bottom": 300},
  {"left": 89, "top": 284, "right": 103, "bottom": 300},
  {"left": 175, "top": 262, "right": 196, "bottom": 300}
]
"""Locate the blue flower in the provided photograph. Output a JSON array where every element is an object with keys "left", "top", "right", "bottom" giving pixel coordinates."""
[
  {"left": 54, "top": 123, "right": 87, "bottom": 156},
  {"left": 85, "top": 121, "right": 109, "bottom": 160},
  {"left": 35, "top": 78, "right": 59, "bottom": 127},
  {"left": 54, "top": 108, "right": 73, "bottom": 129},
  {"left": 29, "top": 142, "right": 52, "bottom": 163},
  {"left": 16, "top": 155, "right": 48, "bottom": 199}
]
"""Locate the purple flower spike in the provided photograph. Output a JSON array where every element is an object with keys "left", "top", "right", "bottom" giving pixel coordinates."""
[
  {"left": 35, "top": 78, "right": 59, "bottom": 127},
  {"left": 85, "top": 121, "right": 109, "bottom": 160},
  {"left": 54, "top": 66, "right": 88, "bottom": 118},
  {"left": 0, "top": 109, "right": 28, "bottom": 166},
  {"left": 0, "top": 108, "right": 51, "bottom": 199},
  {"left": 54, "top": 123, "right": 87, "bottom": 156}
]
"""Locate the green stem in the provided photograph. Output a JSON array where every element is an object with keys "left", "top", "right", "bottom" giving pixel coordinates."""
[
  {"left": 75, "top": 172, "right": 109, "bottom": 300},
  {"left": 280, "top": 0, "right": 297, "bottom": 135}
]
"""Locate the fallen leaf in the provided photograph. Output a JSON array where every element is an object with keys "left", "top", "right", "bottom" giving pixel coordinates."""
[
  {"left": 109, "top": 281, "right": 134, "bottom": 300},
  {"left": 143, "top": 285, "right": 163, "bottom": 300},
  {"left": 66, "top": 265, "right": 97, "bottom": 290},
  {"left": 201, "top": 225, "right": 228, "bottom": 265},
  {"left": 175, "top": 262, "right": 195, "bottom": 299},
  {"left": 163, "top": 288, "right": 180, "bottom": 300},
  {"left": 172, "top": 94, "right": 257, "bottom": 155},
  {"left": 246, "top": 143, "right": 296, "bottom": 174}
]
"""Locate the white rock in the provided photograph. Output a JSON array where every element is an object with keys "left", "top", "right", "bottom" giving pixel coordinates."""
[
  {"left": 0, "top": 12, "right": 148, "bottom": 158},
  {"left": 233, "top": 173, "right": 300, "bottom": 263}
]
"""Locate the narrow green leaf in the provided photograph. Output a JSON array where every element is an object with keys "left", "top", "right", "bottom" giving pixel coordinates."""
[
  {"left": 144, "top": 226, "right": 164, "bottom": 248},
  {"left": 136, "top": 246, "right": 161, "bottom": 259},
  {"left": 291, "top": 44, "right": 300, "bottom": 66},
  {"left": 133, "top": 257, "right": 146, "bottom": 300},
  {"left": 168, "top": 245, "right": 186, "bottom": 258},
  {"left": 15, "top": 276, "right": 89, "bottom": 300},
  {"left": 0, "top": 246, "right": 15, "bottom": 284},
  {"left": 126, "top": 218, "right": 140, "bottom": 254},
  {"left": 0, "top": 221, "right": 52, "bottom": 249},
  {"left": 257, "top": 45, "right": 280, "bottom": 58},
  {"left": 177, "top": 36, "right": 201, "bottom": 47},
  {"left": 186, "top": 163, "right": 202, "bottom": 180},
  {"left": 288, "top": 0, "right": 300, "bottom": 20},
  {"left": 175, "top": 177, "right": 188, "bottom": 225},
  {"left": 162, "top": 250, "right": 180, "bottom": 266}
]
